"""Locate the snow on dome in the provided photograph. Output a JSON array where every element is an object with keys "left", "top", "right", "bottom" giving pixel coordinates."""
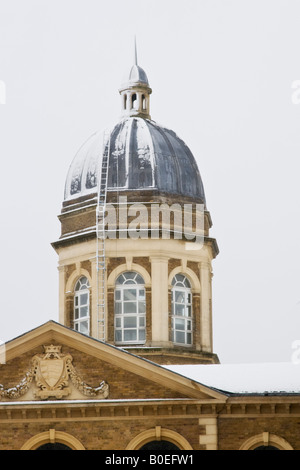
[{"left": 64, "top": 117, "right": 206, "bottom": 203}]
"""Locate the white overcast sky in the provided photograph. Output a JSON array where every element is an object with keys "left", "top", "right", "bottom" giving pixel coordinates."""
[{"left": 0, "top": 0, "right": 300, "bottom": 365}]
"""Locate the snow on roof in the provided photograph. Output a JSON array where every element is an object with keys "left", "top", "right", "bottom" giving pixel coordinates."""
[{"left": 163, "top": 363, "right": 300, "bottom": 395}]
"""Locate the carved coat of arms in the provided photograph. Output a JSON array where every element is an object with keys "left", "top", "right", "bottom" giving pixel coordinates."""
[
  {"left": 32, "top": 345, "right": 72, "bottom": 399},
  {"left": 0, "top": 345, "right": 109, "bottom": 401}
]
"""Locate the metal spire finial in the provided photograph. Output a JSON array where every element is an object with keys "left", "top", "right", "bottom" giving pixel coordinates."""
[{"left": 134, "top": 36, "right": 138, "bottom": 65}]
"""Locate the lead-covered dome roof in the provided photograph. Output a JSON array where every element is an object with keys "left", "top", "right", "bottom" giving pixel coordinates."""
[
  {"left": 64, "top": 58, "right": 206, "bottom": 204},
  {"left": 64, "top": 117, "right": 206, "bottom": 203}
]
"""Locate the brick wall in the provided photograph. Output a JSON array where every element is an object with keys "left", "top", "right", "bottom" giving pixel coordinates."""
[{"left": 218, "top": 416, "right": 300, "bottom": 450}]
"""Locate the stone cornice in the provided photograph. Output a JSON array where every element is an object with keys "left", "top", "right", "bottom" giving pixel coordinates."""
[
  {"left": 1, "top": 395, "right": 300, "bottom": 424},
  {"left": 0, "top": 398, "right": 218, "bottom": 424}
]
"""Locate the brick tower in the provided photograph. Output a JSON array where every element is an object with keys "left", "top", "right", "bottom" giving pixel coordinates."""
[{"left": 52, "top": 53, "right": 219, "bottom": 365}]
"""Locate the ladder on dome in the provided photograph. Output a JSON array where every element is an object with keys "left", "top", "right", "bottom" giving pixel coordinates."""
[{"left": 96, "top": 130, "right": 110, "bottom": 342}]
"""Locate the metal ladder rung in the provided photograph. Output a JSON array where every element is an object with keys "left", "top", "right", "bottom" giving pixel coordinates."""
[{"left": 96, "top": 130, "right": 110, "bottom": 342}]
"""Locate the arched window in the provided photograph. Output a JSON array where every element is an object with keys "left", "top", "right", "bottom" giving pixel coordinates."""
[
  {"left": 115, "top": 272, "right": 146, "bottom": 344},
  {"left": 139, "top": 441, "right": 180, "bottom": 450},
  {"left": 239, "top": 432, "right": 293, "bottom": 451},
  {"left": 21, "top": 430, "right": 85, "bottom": 450},
  {"left": 74, "top": 276, "right": 90, "bottom": 334},
  {"left": 36, "top": 443, "right": 72, "bottom": 450},
  {"left": 171, "top": 274, "right": 192, "bottom": 346}
]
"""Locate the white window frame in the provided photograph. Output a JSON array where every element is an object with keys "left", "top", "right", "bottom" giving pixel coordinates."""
[
  {"left": 171, "top": 274, "right": 193, "bottom": 346},
  {"left": 74, "top": 276, "right": 90, "bottom": 335},
  {"left": 114, "top": 272, "right": 146, "bottom": 345}
]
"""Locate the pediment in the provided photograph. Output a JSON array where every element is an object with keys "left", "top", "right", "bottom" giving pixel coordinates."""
[{"left": 0, "top": 321, "right": 226, "bottom": 403}]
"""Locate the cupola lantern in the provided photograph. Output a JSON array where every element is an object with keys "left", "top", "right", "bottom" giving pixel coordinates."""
[{"left": 119, "top": 40, "right": 152, "bottom": 119}]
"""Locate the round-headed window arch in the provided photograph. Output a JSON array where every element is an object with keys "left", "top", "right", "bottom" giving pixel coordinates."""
[
  {"left": 126, "top": 427, "right": 193, "bottom": 450},
  {"left": 74, "top": 276, "right": 90, "bottom": 335},
  {"left": 21, "top": 430, "right": 85, "bottom": 450},
  {"left": 171, "top": 274, "right": 192, "bottom": 346},
  {"left": 239, "top": 433, "right": 293, "bottom": 451},
  {"left": 114, "top": 271, "right": 146, "bottom": 345}
]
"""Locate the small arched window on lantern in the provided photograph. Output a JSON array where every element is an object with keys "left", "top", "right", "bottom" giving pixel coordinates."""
[{"left": 131, "top": 93, "right": 138, "bottom": 110}]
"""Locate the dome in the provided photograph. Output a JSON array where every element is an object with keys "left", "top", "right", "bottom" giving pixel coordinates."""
[
  {"left": 64, "top": 117, "right": 206, "bottom": 204},
  {"left": 64, "top": 55, "right": 206, "bottom": 205},
  {"left": 126, "top": 64, "right": 149, "bottom": 86}
]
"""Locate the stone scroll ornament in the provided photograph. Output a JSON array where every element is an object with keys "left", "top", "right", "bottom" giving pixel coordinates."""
[{"left": 0, "top": 345, "right": 109, "bottom": 400}]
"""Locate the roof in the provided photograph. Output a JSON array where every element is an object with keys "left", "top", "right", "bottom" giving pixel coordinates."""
[
  {"left": 2, "top": 321, "right": 299, "bottom": 400},
  {"left": 0, "top": 321, "right": 226, "bottom": 402},
  {"left": 126, "top": 64, "right": 149, "bottom": 86},
  {"left": 64, "top": 56, "right": 206, "bottom": 204},
  {"left": 64, "top": 118, "right": 206, "bottom": 203},
  {"left": 164, "top": 363, "right": 300, "bottom": 395}
]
